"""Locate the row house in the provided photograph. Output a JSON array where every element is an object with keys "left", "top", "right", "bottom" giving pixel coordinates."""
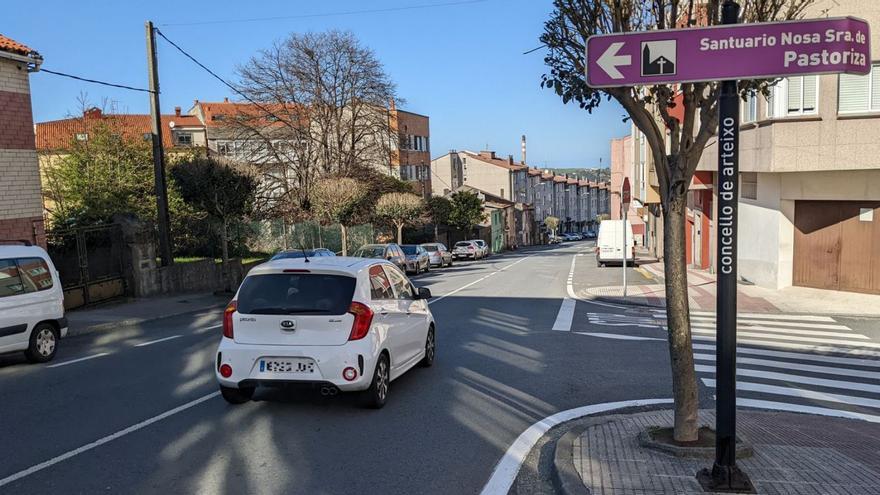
[{"left": 610, "top": 135, "right": 646, "bottom": 246}]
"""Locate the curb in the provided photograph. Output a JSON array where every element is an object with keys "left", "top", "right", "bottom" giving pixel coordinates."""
[
  {"left": 551, "top": 427, "right": 591, "bottom": 495},
  {"left": 67, "top": 302, "right": 226, "bottom": 338}
]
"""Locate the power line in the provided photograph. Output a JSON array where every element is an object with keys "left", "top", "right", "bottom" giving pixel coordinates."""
[
  {"left": 153, "top": 28, "right": 288, "bottom": 124},
  {"left": 159, "top": 0, "right": 488, "bottom": 27},
  {"left": 39, "top": 68, "right": 154, "bottom": 93}
]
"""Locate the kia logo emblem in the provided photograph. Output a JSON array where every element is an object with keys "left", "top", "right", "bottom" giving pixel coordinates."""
[{"left": 281, "top": 320, "right": 296, "bottom": 330}]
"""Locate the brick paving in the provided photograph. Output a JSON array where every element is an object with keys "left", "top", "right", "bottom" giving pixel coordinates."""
[{"left": 572, "top": 409, "right": 880, "bottom": 495}]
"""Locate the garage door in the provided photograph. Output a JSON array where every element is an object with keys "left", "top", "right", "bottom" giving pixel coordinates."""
[{"left": 794, "top": 201, "right": 880, "bottom": 294}]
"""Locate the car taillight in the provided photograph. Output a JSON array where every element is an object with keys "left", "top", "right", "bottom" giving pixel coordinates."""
[
  {"left": 468, "top": 246, "right": 474, "bottom": 251},
  {"left": 347, "top": 302, "right": 374, "bottom": 341},
  {"left": 223, "top": 301, "right": 236, "bottom": 339}
]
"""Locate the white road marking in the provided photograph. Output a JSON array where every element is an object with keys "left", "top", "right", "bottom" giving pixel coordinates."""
[
  {"left": 0, "top": 391, "right": 221, "bottom": 487},
  {"left": 737, "top": 398, "right": 880, "bottom": 423},
  {"left": 653, "top": 310, "right": 836, "bottom": 323},
  {"left": 690, "top": 328, "right": 880, "bottom": 348},
  {"left": 574, "top": 332, "right": 665, "bottom": 341},
  {"left": 428, "top": 255, "right": 532, "bottom": 305},
  {"left": 692, "top": 334, "right": 880, "bottom": 358},
  {"left": 694, "top": 364, "right": 880, "bottom": 394},
  {"left": 693, "top": 353, "right": 880, "bottom": 380},
  {"left": 692, "top": 343, "right": 880, "bottom": 369},
  {"left": 135, "top": 335, "right": 183, "bottom": 347},
  {"left": 688, "top": 316, "right": 850, "bottom": 331},
  {"left": 552, "top": 298, "right": 576, "bottom": 331},
  {"left": 690, "top": 322, "right": 867, "bottom": 339},
  {"left": 587, "top": 312, "right": 664, "bottom": 328},
  {"left": 701, "top": 378, "right": 880, "bottom": 409},
  {"left": 46, "top": 353, "right": 109, "bottom": 368},
  {"left": 479, "top": 398, "right": 673, "bottom": 495}
]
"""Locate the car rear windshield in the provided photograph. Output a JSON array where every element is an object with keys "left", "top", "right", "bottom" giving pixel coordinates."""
[
  {"left": 422, "top": 245, "right": 438, "bottom": 252},
  {"left": 455, "top": 242, "right": 472, "bottom": 247},
  {"left": 270, "top": 251, "right": 310, "bottom": 260},
  {"left": 401, "top": 245, "right": 418, "bottom": 255},
  {"left": 237, "top": 273, "right": 356, "bottom": 315},
  {"left": 354, "top": 246, "right": 385, "bottom": 258}
]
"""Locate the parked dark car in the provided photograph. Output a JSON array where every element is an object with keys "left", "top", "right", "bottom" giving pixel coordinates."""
[
  {"left": 421, "top": 243, "right": 453, "bottom": 268},
  {"left": 270, "top": 248, "right": 335, "bottom": 260},
  {"left": 352, "top": 243, "right": 407, "bottom": 272},
  {"left": 401, "top": 244, "right": 431, "bottom": 274}
]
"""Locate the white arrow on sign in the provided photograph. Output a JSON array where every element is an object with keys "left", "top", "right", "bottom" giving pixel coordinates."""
[{"left": 597, "top": 42, "right": 630, "bottom": 80}]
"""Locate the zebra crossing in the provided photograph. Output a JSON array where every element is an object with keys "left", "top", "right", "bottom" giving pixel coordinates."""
[{"left": 651, "top": 309, "right": 880, "bottom": 422}]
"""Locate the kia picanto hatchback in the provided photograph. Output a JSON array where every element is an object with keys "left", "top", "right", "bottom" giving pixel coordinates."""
[{"left": 215, "top": 257, "right": 435, "bottom": 408}]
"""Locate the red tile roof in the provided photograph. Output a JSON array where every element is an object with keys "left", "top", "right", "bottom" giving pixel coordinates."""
[
  {"left": 552, "top": 176, "right": 567, "bottom": 183},
  {"left": 0, "top": 34, "right": 36, "bottom": 57},
  {"left": 463, "top": 151, "right": 528, "bottom": 171},
  {"left": 578, "top": 180, "right": 590, "bottom": 187},
  {"left": 35, "top": 110, "right": 204, "bottom": 151},
  {"left": 527, "top": 169, "right": 543, "bottom": 177},
  {"left": 566, "top": 178, "right": 579, "bottom": 185},
  {"left": 194, "top": 100, "right": 307, "bottom": 128}
]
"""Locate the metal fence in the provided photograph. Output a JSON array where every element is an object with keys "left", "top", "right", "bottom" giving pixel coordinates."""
[
  {"left": 251, "top": 220, "right": 377, "bottom": 255},
  {"left": 46, "top": 224, "right": 126, "bottom": 309}
]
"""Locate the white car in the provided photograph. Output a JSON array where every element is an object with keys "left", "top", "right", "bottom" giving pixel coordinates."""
[
  {"left": 470, "top": 239, "right": 490, "bottom": 258},
  {"left": 0, "top": 243, "right": 67, "bottom": 363},
  {"left": 215, "top": 257, "right": 436, "bottom": 408}
]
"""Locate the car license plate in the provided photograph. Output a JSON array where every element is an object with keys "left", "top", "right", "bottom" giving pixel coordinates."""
[{"left": 259, "top": 358, "right": 315, "bottom": 374}]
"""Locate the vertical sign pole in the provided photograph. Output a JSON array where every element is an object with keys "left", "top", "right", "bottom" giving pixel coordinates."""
[
  {"left": 622, "top": 198, "right": 627, "bottom": 298},
  {"left": 700, "top": 1, "right": 753, "bottom": 492},
  {"left": 146, "top": 21, "right": 173, "bottom": 267}
]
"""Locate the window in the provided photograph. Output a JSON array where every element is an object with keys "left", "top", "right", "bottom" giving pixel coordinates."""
[
  {"left": 741, "top": 172, "right": 757, "bottom": 200},
  {"left": 384, "top": 265, "right": 414, "bottom": 300},
  {"left": 17, "top": 258, "right": 53, "bottom": 291},
  {"left": 236, "top": 273, "right": 356, "bottom": 315},
  {"left": 368, "top": 265, "right": 395, "bottom": 300},
  {"left": 175, "top": 132, "right": 193, "bottom": 146},
  {"left": 742, "top": 91, "right": 758, "bottom": 123},
  {"left": 768, "top": 76, "right": 818, "bottom": 117},
  {"left": 0, "top": 259, "right": 25, "bottom": 298},
  {"left": 839, "top": 63, "right": 880, "bottom": 113}
]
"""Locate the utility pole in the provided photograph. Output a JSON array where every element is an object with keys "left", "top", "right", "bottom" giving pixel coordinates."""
[{"left": 146, "top": 21, "right": 173, "bottom": 266}]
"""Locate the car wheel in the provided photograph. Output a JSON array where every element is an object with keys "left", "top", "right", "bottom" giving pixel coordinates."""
[
  {"left": 220, "top": 385, "right": 254, "bottom": 404},
  {"left": 25, "top": 323, "right": 59, "bottom": 363},
  {"left": 420, "top": 326, "right": 435, "bottom": 368},
  {"left": 425, "top": 263, "right": 430, "bottom": 273},
  {"left": 363, "top": 353, "right": 390, "bottom": 409}
]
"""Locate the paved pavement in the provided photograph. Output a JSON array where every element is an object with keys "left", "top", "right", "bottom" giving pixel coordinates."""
[
  {"left": 2, "top": 241, "right": 878, "bottom": 494},
  {"left": 570, "top": 409, "right": 880, "bottom": 494}
]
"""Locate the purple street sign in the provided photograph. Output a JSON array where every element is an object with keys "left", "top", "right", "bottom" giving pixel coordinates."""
[{"left": 586, "top": 17, "right": 870, "bottom": 88}]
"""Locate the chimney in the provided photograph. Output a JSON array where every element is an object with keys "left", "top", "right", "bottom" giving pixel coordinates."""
[
  {"left": 83, "top": 107, "right": 102, "bottom": 119},
  {"left": 521, "top": 135, "right": 527, "bottom": 164},
  {"left": 480, "top": 150, "right": 496, "bottom": 160},
  {"left": 174, "top": 106, "right": 181, "bottom": 117},
  {"left": 508, "top": 155, "right": 514, "bottom": 165},
  {"left": 223, "top": 97, "right": 229, "bottom": 103}
]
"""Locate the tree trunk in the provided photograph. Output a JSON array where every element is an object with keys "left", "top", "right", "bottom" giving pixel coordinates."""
[
  {"left": 396, "top": 223, "right": 403, "bottom": 244},
  {"left": 220, "top": 218, "right": 231, "bottom": 293},
  {"left": 340, "top": 224, "right": 348, "bottom": 256},
  {"left": 434, "top": 223, "right": 439, "bottom": 242},
  {"left": 662, "top": 193, "right": 699, "bottom": 442}
]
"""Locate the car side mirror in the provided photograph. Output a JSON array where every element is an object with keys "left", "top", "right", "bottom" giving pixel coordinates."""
[{"left": 416, "top": 287, "right": 432, "bottom": 299}]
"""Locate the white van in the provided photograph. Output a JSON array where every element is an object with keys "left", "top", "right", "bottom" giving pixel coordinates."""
[
  {"left": 596, "top": 220, "right": 635, "bottom": 267},
  {"left": 0, "top": 243, "right": 67, "bottom": 363}
]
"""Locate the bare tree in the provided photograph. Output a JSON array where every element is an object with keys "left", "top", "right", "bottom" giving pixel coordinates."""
[
  {"left": 310, "top": 177, "right": 370, "bottom": 256},
  {"left": 540, "top": 0, "right": 813, "bottom": 441},
  {"left": 375, "top": 192, "right": 425, "bottom": 244},
  {"left": 231, "top": 30, "right": 400, "bottom": 223}
]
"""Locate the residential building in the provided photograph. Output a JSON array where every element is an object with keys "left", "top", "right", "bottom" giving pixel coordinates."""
[
  {"left": 610, "top": 135, "right": 646, "bottom": 245},
  {"left": 565, "top": 176, "right": 579, "bottom": 232},
  {"left": 694, "top": 0, "right": 880, "bottom": 294},
  {"left": 631, "top": 129, "right": 664, "bottom": 258},
  {"left": 442, "top": 184, "right": 520, "bottom": 252},
  {"left": 391, "top": 107, "right": 432, "bottom": 197},
  {"left": 0, "top": 35, "right": 45, "bottom": 246},
  {"left": 553, "top": 175, "right": 567, "bottom": 225},
  {"left": 431, "top": 150, "right": 527, "bottom": 201}
]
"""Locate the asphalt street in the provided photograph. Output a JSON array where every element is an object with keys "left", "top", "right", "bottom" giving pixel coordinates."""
[{"left": 1, "top": 242, "right": 878, "bottom": 494}]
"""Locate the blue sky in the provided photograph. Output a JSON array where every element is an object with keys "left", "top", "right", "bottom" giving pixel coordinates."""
[{"left": 7, "top": 0, "right": 628, "bottom": 168}]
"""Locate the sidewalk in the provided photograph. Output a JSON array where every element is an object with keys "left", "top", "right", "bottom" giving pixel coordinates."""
[
  {"left": 66, "top": 292, "right": 229, "bottom": 337},
  {"left": 555, "top": 408, "right": 880, "bottom": 495},
  {"left": 583, "top": 261, "right": 880, "bottom": 316}
]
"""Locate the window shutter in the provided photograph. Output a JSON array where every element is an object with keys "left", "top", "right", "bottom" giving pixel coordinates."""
[
  {"left": 787, "top": 77, "right": 802, "bottom": 113},
  {"left": 839, "top": 72, "right": 869, "bottom": 113},
  {"left": 802, "top": 76, "right": 817, "bottom": 112},
  {"left": 871, "top": 65, "right": 880, "bottom": 111}
]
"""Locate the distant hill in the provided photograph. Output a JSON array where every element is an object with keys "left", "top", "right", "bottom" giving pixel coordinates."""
[{"left": 545, "top": 167, "right": 610, "bottom": 182}]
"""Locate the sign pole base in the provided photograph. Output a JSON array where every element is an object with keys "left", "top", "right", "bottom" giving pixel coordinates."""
[{"left": 696, "top": 463, "right": 755, "bottom": 493}]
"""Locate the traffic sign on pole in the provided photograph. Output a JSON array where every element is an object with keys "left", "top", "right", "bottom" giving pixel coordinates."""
[{"left": 586, "top": 16, "right": 870, "bottom": 88}]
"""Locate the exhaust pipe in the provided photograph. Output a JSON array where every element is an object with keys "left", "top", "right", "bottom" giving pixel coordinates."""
[{"left": 320, "top": 386, "right": 339, "bottom": 396}]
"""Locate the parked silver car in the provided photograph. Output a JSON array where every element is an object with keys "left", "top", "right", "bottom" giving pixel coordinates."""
[
  {"left": 470, "top": 239, "right": 489, "bottom": 258},
  {"left": 421, "top": 243, "right": 453, "bottom": 268},
  {"left": 453, "top": 240, "right": 480, "bottom": 260},
  {"left": 401, "top": 244, "right": 431, "bottom": 274}
]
